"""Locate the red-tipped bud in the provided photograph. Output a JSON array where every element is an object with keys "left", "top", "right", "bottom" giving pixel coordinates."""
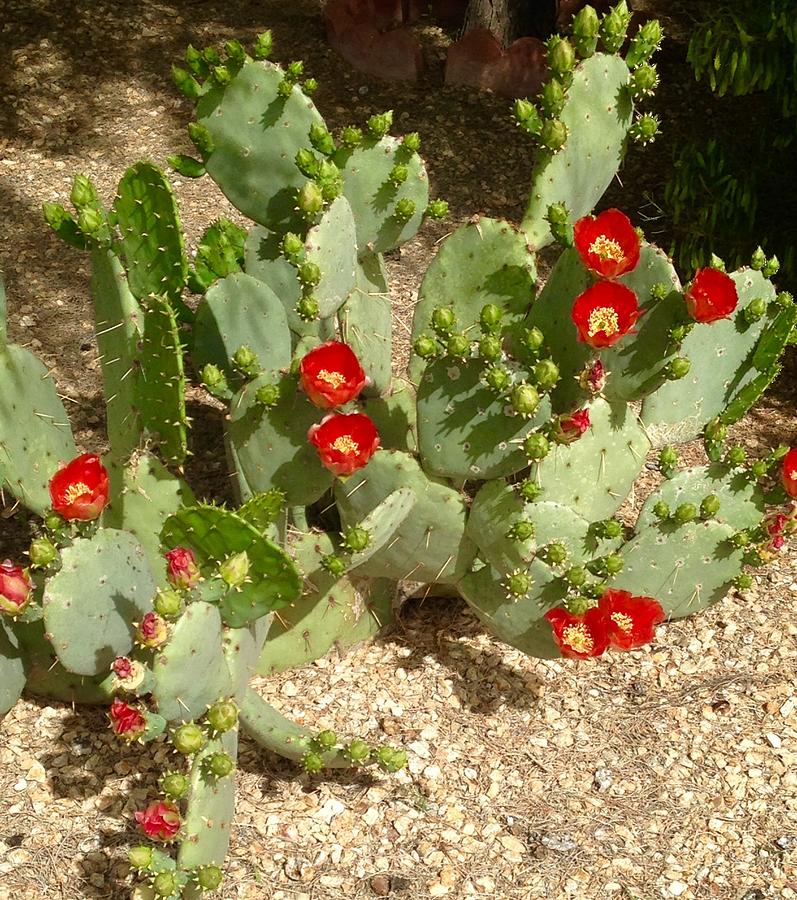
[
  {"left": 165, "top": 547, "right": 200, "bottom": 589},
  {"left": 0, "top": 561, "right": 32, "bottom": 616}
]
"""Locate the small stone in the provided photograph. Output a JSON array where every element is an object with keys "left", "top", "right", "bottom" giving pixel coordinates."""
[
  {"left": 369, "top": 874, "right": 391, "bottom": 896},
  {"left": 593, "top": 767, "right": 613, "bottom": 791},
  {"left": 668, "top": 882, "right": 688, "bottom": 896},
  {"left": 765, "top": 733, "right": 782, "bottom": 749},
  {"left": 540, "top": 833, "right": 578, "bottom": 853}
]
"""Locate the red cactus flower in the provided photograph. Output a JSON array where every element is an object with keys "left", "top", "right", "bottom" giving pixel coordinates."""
[
  {"left": 544, "top": 606, "right": 609, "bottom": 659},
  {"left": 137, "top": 612, "right": 168, "bottom": 649},
  {"left": 574, "top": 208, "right": 641, "bottom": 278},
  {"left": 771, "top": 534, "right": 786, "bottom": 551},
  {"left": 112, "top": 656, "right": 134, "bottom": 680},
  {"left": 578, "top": 359, "right": 607, "bottom": 395},
  {"left": 571, "top": 281, "right": 640, "bottom": 348},
  {"left": 134, "top": 801, "right": 182, "bottom": 842},
  {"left": 308, "top": 413, "right": 380, "bottom": 477},
  {"left": 299, "top": 341, "right": 368, "bottom": 409},
  {"left": 552, "top": 408, "right": 591, "bottom": 445},
  {"left": 165, "top": 547, "right": 200, "bottom": 590},
  {"left": 598, "top": 589, "right": 665, "bottom": 650},
  {"left": 0, "top": 560, "right": 32, "bottom": 616},
  {"left": 49, "top": 453, "right": 109, "bottom": 521},
  {"left": 684, "top": 268, "right": 738, "bottom": 323},
  {"left": 781, "top": 448, "right": 797, "bottom": 499},
  {"left": 109, "top": 698, "right": 147, "bottom": 741}
]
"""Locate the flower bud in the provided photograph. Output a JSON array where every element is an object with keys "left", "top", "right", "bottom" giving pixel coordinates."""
[
  {"left": 750, "top": 246, "right": 766, "bottom": 270},
  {"left": 172, "top": 723, "right": 207, "bottom": 755},
  {"left": 743, "top": 297, "right": 767, "bottom": 324},
  {"left": 165, "top": 547, "right": 200, "bottom": 590},
  {"left": 388, "top": 164, "right": 408, "bottom": 186},
  {"left": 70, "top": 174, "right": 98, "bottom": 209},
  {"left": 294, "top": 148, "right": 319, "bottom": 179},
  {"left": 343, "top": 526, "right": 370, "bottom": 553},
  {"left": 282, "top": 231, "right": 304, "bottom": 258},
  {"left": 187, "top": 121, "right": 215, "bottom": 157},
  {"left": 394, "top": 198, "right": 416, "bottom": 221},
  {"left": 565, "top": 595, "right": 592, "bottom": 616},
  {"left": 573, "top": 5, "right": 600, "bottom": 57},
  {"left": 297, "top": 181, "right": 324, "bottom": 216},
  {"left": 232, "top": 344, "right": 259, "bottom": 376},
  {"left": 478, "top": 334, "right": 502, "bottom": 361},
  {"left": 505, "top": 569, "right": 532, "bottom": 597},
  {"left": 652, "top": 501, "right": 670, "bottom": 520},
  {"left": 253, "top": 30, "right": 273, "bottom": 59},
  {"left": 513, "top": 98, "right": 542, "bottom": 135},
  {"left": 403, "top": 132, "right": 421, "bottom": 153},
  {"left": 734, "top": 573, "right": 753, "bottom": 591},
  {"left": 726, "top": 445, "right": 746, "bottom": 467},
  {"left": 346, "top": 738, "right": 372, "bottom": 764},
  {"left": 128, "top": 846, "right": 154, "bottom": 871},
  {"left": 700, "top": 494, "right": 721, "bottom": 519},
  {"left": 546, "top": 201, "right": 573, "bottom": 246},
  {"left": 775, "top": 291, "right": 794, "bottom": 308},
  {"left": 603, "top": 553, "right": 624, "bottom": 575},
  {"left": 137, "top": 612, "right": 169, "bottom": 649},
  {"left": 303, "top": 751, "right": 324, "bottom": 773},
  {"left": 211, "top": 65, "right": 232, "bottom": 86},
  {"left": 510, "top": 383, "right": 541, "bottom": 417},
  {"left": 425, "top": 199, "right": 449, "bottom": 220},
  {"left": 625, "top": 19, "right": 663, "bottom": 68},
  {"left": 413, "top": 334, "right": 440, "bottom": 359},
  {"left": 541, "top": 79, "right": 566, "bottom": 118},
  {"left": 206, "top": 751, "right": 235, "bottom": 778},
  {"left": 201, "top": 363, "right": 229, "bottom": 398},
  {"left": 160, "top": 771, "right": 190, "bottom": 799},
  {"left": 153, "top": 872, "right": 179, "bottom": 898},
  {"left": 318, "top": 159, "right": 343, "bottom": 196},
  {"left": 375, "top": 747, "right": 408, "bottom": 773},
  {"left": 521, "top": 326, "right": 545, "bottom": 354},
  {"left": 668, "top": 324, "right": 688, "bottom": 343},
  {"left": 547, "top": 36, "right": 576, "bottom": 77},
  {"left": 77, "top": 206, "right": 104, "bottom": 236},
  {"left": 220, "top": 551, "right": 250, "bottom": 588},
  {"left": 185, "top": 44, "right": 208, "bottom": 77},
  {"left": 340, "top": 125, "right": 363, "bottom": 148},
  {"left": 630, "top": 63, "right": 658, "bottom": 98},
  {"left": 153, "top": 588, "right": 183, "bottom": 619},
  {"left": 296, "top": 296, "right": 320, "bottom": 321},
  {"left": 316, "top": 729, "right": 338, "bottom": 750},
  {"left": 197, "top": 865, "right": 224, "bottom": 890},
  {"left": 600, "top": 1, "right": 632, "bottom": 54},
  {"left": 29, "top": 536, "right": 57, "bottom": 568},
  {"left": 523, "top": 433, "right": 550, "bottom": 461},
  {"left": 564, "top": 565, "right": 587, "bottom": 586},
  {"left": 674, "top": 502, "right": 697, "bottom": 524},
  {"left": 431, "top": 306, "right": 456, "bottom": 335},
  {"left": 533, "top": 358, "right": 560, "bottom": 391},
  {"left": 507, "top": 520, "right": 535, "bottom": 541},
  {"left": 658, "top": 446, "right": 678, "bottom": 470},
  {"left": 704, "top": 418, "right": 727, "bottom": 443},
  {"left": 287, "top": 60, "right": 304, "bottom": 79},
  {"left": 309, "top": 123, "right": 335, "bottom": 156},
  {"left": 367, "top": 110, "right": 393, "bottom": 137},
  {"left": 483, "top": 365, "right": 511, "bottom": 393},
  {"left": 595, "top": 518, "right": 623, "bottom": 539},
  {"left": 630, "top": 114, "right": 660, "bottom": 145},
  {"left": 517, "top": 479, "right": 541, "bottom": 502},
  {"left": 298, "top": 261, "right": 322, "bottom": 286},
  {"left": 542, "top": 542, "right": 568, "bottom": 566},
  {"left": 446, "top": 332, "right": 471, "bottom": 359},
  {"left": 478, "top": 303, "right": 503, "bottom": 334},
  {"left": 730, "top": 529, "right": 751, "bottom": 548},
  {"left": 540, "top": 118, "right": 568, "bottom": 151},
  {"left": 207, "top": 699, "right": 238, "bottom": 733},
  {"left": 666, "top": 357, "right": 691, "bottom": 380},
  {"left": 255, "top": 383, "right": 280, "bottom": 409},
  {"left": 277, "top": 78, "right": 293, "bottom": 98},
  {"left": 321, "top": 554, "right": 347, "bottom": 577}
]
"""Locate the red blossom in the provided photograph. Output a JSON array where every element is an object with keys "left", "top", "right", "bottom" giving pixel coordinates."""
[
  {"left": 574, "top": 209, "right": 641, "bottom": 278},
  {"left": 544, "top": 606, "right": 609, "bottom": 659},
  {"left": 137, "top": 612, "right": 168, "bottom": 649},
  {"left": 299, "top": 341, "right": 368, "bottom": 409},
  {"left": 571, "top": 281, "right": 640, "bottom": 348},
  {"left": 49, "top": 453, "right": 109, "bottom": 521},
  {"left": 782, "top": 448, "right": 797, "bottom": 499},
  {"left": 684, "top": 268, "right": 738, "bottom": 323},
  {"left": 109, "top": 698, "right": 147, "bottom": 741},
  {"left": 0, "top": 560, "right": 32, "bottom": 616},
  {"left": 598, "top": 589, "right": 665, "bottom": 650},
  {"left": 165, "top": 547, "right": 200, "bottom": 589},
  {"left": 552, "top": 408, "right": 591, "bottom": 445},
  {"left": 134, "top": 801, "right": 182, "bottom": 842},
  {"left": 307, "top": 413, "right": 380, "bottom": 477}
]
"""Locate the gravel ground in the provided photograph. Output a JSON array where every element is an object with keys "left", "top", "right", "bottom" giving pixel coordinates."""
[{"left": 1, "top": 1, "right": 796, "bottom": 898}]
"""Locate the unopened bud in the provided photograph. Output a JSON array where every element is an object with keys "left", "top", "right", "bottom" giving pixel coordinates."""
[
  {"left": 547, "top": 36, "right": 576, "bottom": 77},
  {"left": 295, "top": 148, "right": 319, "bottom": 179},
  {"left": 287, "top": 60, "right": 304, "bottom": 79},
  {"left": 206, "top": 751, "right": 235, "bottom": 778},
  {"left": 153, "top": 873, "right": 179, "bottom": 898},
  {"left": 197, "top": 865, "right": 224, "bottom": 890},
  {"left": 253, "top": 30, "right": 273, "bottom": 59},
  {"left": 631, "top": 63, "right": 658, "bottom": 97},
  {"left": 403, "top": 131, "right": 421, "bottom": 152},
  {"left": 505, "top": 570, "right": 532, "bottom": 597},
  {"left": 219, "top": 551, "right": 250, "bottom": 588},
  {"left": 207, "top": 699, "right": 238, "bottom": 733},
  {"left": 297, "top": 181, "right": 324, "bottom": 216},
  {"left": 510, "top": 383, "right": 541, "bottom": 417},
  {"left": 666, "top": 357, "right": 691, "bottom": 380},
  {"left": 367, "top": 110, "right": 393, "bottom": 137},
  {"left": 70, "top": 174, "right": 97, "bottom": 209},
  {"left": 517, "top": 479, "right": 541, "bottom": 502},
  {"left": 565, "top": 565, "right": 587, "bottom": 586},
  {"left": 233, "top": 345, "right": 259, "bottom": 376},
  {"left": 674, "top": 502, "right": 697, "bottom": 524},
  {"left": 630, "top": 114, "right": 660, "bottom": 145},
  {"left": 321, "top": 554, "right": 347, "bottom": 577},
  {"left": 523, "top": 433, "right": 550, "bottom": 461},
  {"left": 29, "top": 536, "right": 57, "bottom": 568},
  {"left": 160, "top": 771, "right": 190, "bottom": 799},
  {"left": 296, "top": 296, "right": 320, "bottom": 321},
  {"left": 201, "top": 363, "right": 229, "bottom": 398},
  {"left": 573, "top": 5, "right": 600, "bottom": 57},
  {"left": 413, "top": 334, "right": 440, "bottom": 359},
  {"left": 652, "top": 500, "right": 670, "bottom": 520},
  {"left": 431, "top": 306, "right": 456, "bottom": 335},
  {"left": 513, "top": 98, "right": 542, "bottom": 135},
  {"left": 309, "top": 123, "right": 335, "bottom": 156},
  {"left": 298, "top": 261, "right": 321, "bottom": 286},
  {"left": 346, "top": 739, "right": 371, "bottom": 764},
  {"left": 540, "top": 118, "right": 568, "bottom": 151},
  {"left": 394, "top": 198, "right": 416, "bottom": 221},
  {"left": 388, "top": 164, "right": 408, "bottom": 186},
  {"left": 625, "top": 19, "right": 663, "bottom": 68},
  {"left": 700, "top": 494, "right": 721, "bottom": 519},
  {"left": 153, "top": 588, "right": 183, "bottom": 619},
  {"left": 77, "top": 206, "right": 104, "bottom": 236},
  {"left": 483, "top": 365, "right": 511, "bottom": 393},
  {"left": 172, "top": 723, "right": 207, "bottom": 755},
  {"left": 743, "top": 298, "right": 767, "bottom": 324},
  {"left": 316, "top": 729, "right": 338, "bottom": 750},
  {"left": 339, "top": 125, "right": 362, "bottom": 148},
  {"left": 726, "top": 445, "right": 746, "bottom": 466},
  {"left": 478, "top": 334, "right": 502, "bottom": 361},
  {"left": 187, "top": 122, "right": 215, "bottom": 157},
  {"left": 750, "top": 246, "right": 766, "bottom": 270},
  {"left": 375, "top": 746, "right": 408, "bottom": 773},
  {"left": 255, "top": 383, "right": 280, "bottom": 409},
  {"left": 446, "top": 332, "right": 471, "bottom": 359},
  {"left": 533, "top": 358, "right": 560, "bottom": 391},
  {"left": 507, "top": 520, "right": 535, "bottom": 541},
  {"left": 522, "top": 327, "right": 545, "bottom": 354},
  {"left": 343, "top": 526, "right": 370, "bottom": 553},
  {"left": 600, "top": 1, "right": 632, "bottom": 54},
  {"left": 541, "top": 79, "right": 566, "bottom": 118},
  {"left": 425, "top": 198, "right": 449, "bottom": 220}
]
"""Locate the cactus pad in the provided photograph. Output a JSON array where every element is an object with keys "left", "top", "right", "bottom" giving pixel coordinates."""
[
  {"left": 0, "top": 621, "right": 26, "bottom": 717},
  {"left": 304, "top": 196, "right": 358, "bottom": 318}
]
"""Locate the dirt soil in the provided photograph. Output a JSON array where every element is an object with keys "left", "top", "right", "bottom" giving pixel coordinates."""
[{"left": 1, "top": 1, "right": 796, "bottom": 898}]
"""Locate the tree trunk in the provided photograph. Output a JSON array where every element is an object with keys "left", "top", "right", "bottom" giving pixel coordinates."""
[{"left": 462, "top": 0, "right": 558, "bottom": 47}]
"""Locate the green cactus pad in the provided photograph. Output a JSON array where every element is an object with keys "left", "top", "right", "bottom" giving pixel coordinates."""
[
  {"left": 258, "top": 531, "right": 394, "bottom": 675},
  {"left": 641, "top": 269, "right": 778, "bottom": 445},
  {"left": 90, "top": 248, "right": 144, "bottom": 461},
  {"left": 236, "top": 490, "right": 286, "bottom": 534},
  {"left": 196, "top": 60, "right": 325, "bottom": 230},
  {"left": 636, "top": 464, "right": 765, "bottom": 532},
  {"left": 335, "top": 136, "right": 429, "bottom": 257},
  {"left": 0, "top": 344, "right": 77, "bottom": 515},
  {"left": 304, "top": 196, "right": 358, "bottom": 318},
  {"left": 244, "top": 227, "right": 336, "bottom": 342},
  {"left": 178, "top": 729, "right": 238, "bottom": 869},
  {"left": 223, "top": 617, "right": 271, "bottom": 698},
  {"left": 613, "top": 520, "right": 744, "bottom": 618},
  {"left": 152, "top": 602, "right": 233, "bottom": 722},
  {"left": 409, "top": 218, "right": 537, "bottom": 382},
  {"left": 416, "top": 358, "right": 552, "bottom": 479},
  {"left": 226, "top": 372, "right": 333, "bottom": 506},
  {"left": 139, "top": 294, "right": 188, "bottom": 465},
  {"left": 193, "top": 272, "right": 292, "bottom": 387},
  {"left": 521, "top": 53, "right": 633, "bottom": 248},
  {"left": 362, "top": 379, "right": 417, "bottom": 453},
  {"left": 43, "top": 529, "right": 156, "bottom": 676},
  {"left": 532, "top": 398, "right": 650, "bottom": 521},
  {"left": 161, "top": 504, "right": 301, "bottom": 626},
  {"left": 0, "top": 621, "right": 26, "bottom": 717},
  {"left": 334, "top": 450, "right": 477, "bottom": 583},
  {"left": 103, "top": 453, "right": 195, "bottom": 585},
  {"left": 347, "top": 486, "right": 416, "bottom": 569},
  {"left": 457, "top": 562, "right": 561, "bottom": 659},
  {"left": 529, "top": 244, "right": 683, "bottom": 411},
  {"left": 113, "top": 161, "right": 190, "bottom": 318},
  {"left": 339, "top": 254, "right": 392, "bottom": 396}
]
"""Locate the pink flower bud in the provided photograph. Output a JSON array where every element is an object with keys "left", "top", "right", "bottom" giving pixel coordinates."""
[
  {"left": 578, "top": 359, "right": 606, "bottom": 395},
  {"left": 165, "top": 546, "right": 200, "bottom": 589},
  {"left": 109, "top": 698, "right": 147, "bottom": 741},
  {"left": 134, "top": 800, "right": 182, "bottom": 842},
  {"left": 0, "top": 560, "right": 32, "bottom": 616},
  {"left": 137, "top": 612, "right": 169, "bottom": 649}
]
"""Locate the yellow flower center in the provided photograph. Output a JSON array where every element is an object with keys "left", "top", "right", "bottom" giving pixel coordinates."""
[
  {"left": 562, "top": 623, "right": 594, "bottom": 654},
  {"left": 589, "top": 234, "right": 624, "bottom": 262},
  {"left": 316, "top": 369, "right": 346, "bottom": 389},
  {"left": 787, "top": 469, "right": 797, "bottom": 480},
  {"left": 610, "top": 612, "right": 634, "bottom": 633},
  {"left": 331, "top": 435, "right": 359, "bottom": 455},
  {"left": 587, "top": 306, "right": 619, "bottom": 337},
  {"left": 63, "top": 482, "right": 91, "bottom": 504}
]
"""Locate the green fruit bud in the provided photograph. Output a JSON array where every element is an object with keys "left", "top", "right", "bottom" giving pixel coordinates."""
[
  {"left": 128, "top": 845, "right": 154, "bottom": 871},
  {"left": 173, "top": 723, "right": 207, "bottom": 755},
  {"left": 211, "top": 65, "right": 231, "bottom": 85},
  {"left": 742, "top": 549, "right": 765, "bottom": 568},
  {"left": 160, "top": 771, "right": 190, "bottom": 799},
  {"left": 731, "top": 529, "right": 751, "bottom": 548},
  {"left": 316, "top": 729, "right": 338, "bottom": 750},
  {"left": 201, "top": 363, "right": 229, "bottom": 398},
  {"left": 727, "top": 445, "right": 746, "bottom": 467},
  {"left": 253, "top": 30, "right": 273, "bottom": 60},
  {"left": 763, "top": 255, "right": 780, "bottom": 278},
  {"left": 153, "top": 873, "right": 179, "bottom": 897},
  {"left": 388, "top": 164, "right": 408, "bottom": 186},
  {"left": 626, "top": 19, "right": 663, "bottom": 68},
  {"left": 296, "top": 296, "right": 320, "bottom": 321},
  {"left": 70, "top": 174, "right": 97, "bottom": 209},
  {"left": 317, "top": 160, "right": 343, "bottom": 201},
  {"left": 394, "top": 198, "right": 416, "bottom": 221},
  {"left": 513, "top": 98, "right": 542, "bottom": 135},
  {"left": 446, "top": 332, "right": 471, "bottom": 359},
  {"left": 403, "top": 132, "right": 421, "bottom": 153},
  {"left": 543, "top": 542, "right": 568, "bottom": 566},
  {"left": 413, "top": 334, "right": 440, "bottom": 359},
  {"left": 524, "top": 432, "right": 550, "bottom": 461},
  {"left": 734, "top": 573, "right": 753, "bottom": 591},
  {"left": 566, "top": 595, "right": 592, "bottom": 615},
  {"left": 511, "top": 383, "right": 541, "bottom": 417},
  {"left": 584, "top": 579, "right": 608, "bottom": 599},
  {"left": 298, "top": 261, "right": 322, "bottom": 286},
  {"left": 483, "top": 365, "right": 511, "bottom": 393},
  {"left": 277, "top": 78, "right": 293, "bottom": 98},
  {"left": 43, "top": 202, "right": 71, "bottom": 232},
  {"left": 743, "top": 298, "right": 767, "bottom": 324},
  {"left": 479, "top": 303, "right": 503, "bottom": 333},
  {"left": 309, "top": 123, "right": 335, "bottom": 156},
  {"left": 505, "top": 569, "right": 532, "bottom": 597},
  {"left": 302, "top": 78, "right": 318, "bottom": 94},
  {"left": 168, "top": 153, "right": 207, "bottom": 178},
  {"left": 650, "top": 281, "right": 670, "bottom": 301},
  {"left": 658, "top": 446, "right": 678, "bottom": 469},
  {"left": 172, "top": 65, "right": 201, "bottom": 100},
  {"left": 700, "top": 494, "right": 721, "bottom": 519},
  {"left": 220, "top": 551, "right": 250, "bottom": 588},
  {"left": 287, "top": 60, "right": 304, "bottom": 79},
  {"left": 367, "top": 110, "right": 393, "bottom": 137},
  {"left": 343, "top": 526, "right": 370, "bottom": 553},
  {"left": 426, "top": 198, "right": 449, "bottom": 220},
  {"left": 375, "top": 747, "right": 408, "bottom": 773},
  {"left": 540, "top": 118, "right": 568, "bottom": 151},
  {"left": 44, "top": 512, "right": 65, "bottom": 532},
  {"left": 674, "top": 502, "right": 697, "bottom": 524},
  {"left": 603, "top": 553, "right": 624, "bottom": 575},
  {"left": 565, "top": 565, "right": 587, "bottom": 587},
  {"left": 600, "top": 1, "right": 632, "bottom": 53},
  {"left": 597, "top": 519, "right": 624, "bottom": 539},
  {"left": 255, "top": 383, "right": 280, "bottom": 409},
  {"left": 295, "top": 148, "right": 319, "bottom": 179},
  {"left": 630, "top": 114, "right": 660, "bottom": 145},
  {"left": 573, "top": 5, "right": 600, "bottom": 56},
  {"left": 188, "top": 121, "right": 215, "bottom": 157},
  {"left": 541, "top": 79, "right": 566, "bottom": 118},
  {"left": 709, "top": 253, "right": 726, "bottom": 271},
  {"left": 206, "top": 751, "right": 235, "bottom": 778},
  {"left": 185, "top": 44, "right": 209, "bottom": 77},
  {"left": 631, "top": 63, "right": 658, "bottom": 97},
  {"left": 666, "top": 357, "right": 691, "bottom": 380},
  {"left": 775, "top": 291, "right": 793, "bottom": 308},
  {"left": 507, "top": 520, "right": 535, "bottom": 541},
  {"left": 232, "top": 345, "right": 259, "bottom": 376},
  {"left": 29, "top": 536, "right": 57, "bottom": 568},
  {"left": 431, "top": 306, "right": 456, "bottom": 335},
  {"left": 546, "top": 201, "right": 569, "bottom": 227},
  {"left": 478, "top": 334, "right": 502, "bottom": 361},
  {"left": 346, "top": 738, "right": 371, "bottom": 764},
  {"left": 704, "top": 418, "right": 727, "bottom": 443},
  {"left": 297, "top": 181, "right": 324, "bottom": 216},
  {"left": 154, "top": 588, "right": 183, "bottom": 618},
  {"left": 77, "top": 206, "right": 104, "bottom": 236},
  {"left": 282, "top": 232, "right": 304, "bottom": 259},
  {"left": 750, "top": 459, "right": 767, "bottom": 478},
  {"left": 533, "top": 358, "right": 559, "bottom": 391},
  {"left": 652, "top": 501, "right": 670, "bottom": 520},
  {"left": 207, "top": 699, "right": 238, "bottom": 733},
  {"left": 547, "top": 36, "right": 576, "bottom": 77},
  {"left": 321, "top": 554, "right": 347, "bottom": 577},
  {"left": 750, "top": 246, "right": 766, "bottom": 270},
  {"left": 522, "top": 327, "right": 545, "bottom": 354},
  {"left": 339, "top": 125, "right": 362, "bottom": 148},
  {"left": 202, "top": 47, "right": 221, "bottom": 66},
  {"left": 517, "top": 479, "right": 541, "bottom": 502}
]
